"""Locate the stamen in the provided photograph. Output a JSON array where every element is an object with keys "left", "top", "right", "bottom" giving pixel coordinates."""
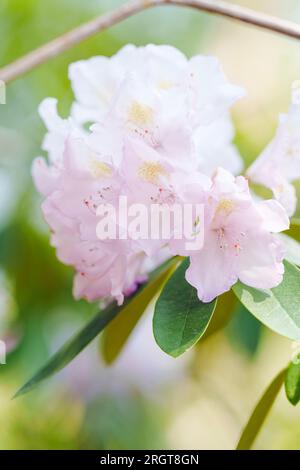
[{"left": 215, "top": 199, "right": 235, "bottom": 215}]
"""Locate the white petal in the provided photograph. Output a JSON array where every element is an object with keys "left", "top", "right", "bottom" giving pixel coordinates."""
[{"left": 257, "top": 200, "right": 290, "bottom": 233}]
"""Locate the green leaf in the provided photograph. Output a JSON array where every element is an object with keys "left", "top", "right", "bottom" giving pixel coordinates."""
[
  {"left": 233, "top": 261, "right": 300, "bottom": 341},
  {"left": 236, "top": 369, "right": 286, "bottom": 450},
  {"left": 279, "top": 233, "right": 300, "bottom": 266},
  {"left": 101, "top": 257, "right": 179, "bottom": 364},
  {"left": 288, "top": 218, "right": 300, "bottom": 243},
  {"left": 14, "top": 258, "right": 178, "bottom": 397},
  {"left": 285, "top": 356, "right": 300, "bottom": 405},
  {"left": 153, "top": 258, "right": 217, "bottom": 357},
  {"left": 201, "top": 289, "right": 236, "bottom": 342},
  {"left": 14, "top": 302, "right": 120, "bottom": 398},
  {"left": 228, "top": 302, "right": 262, "bottom": 357}
]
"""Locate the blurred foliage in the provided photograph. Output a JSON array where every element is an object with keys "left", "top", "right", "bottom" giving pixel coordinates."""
[{"left": 82, "top": 393, "right": 166, "bottom": 450}]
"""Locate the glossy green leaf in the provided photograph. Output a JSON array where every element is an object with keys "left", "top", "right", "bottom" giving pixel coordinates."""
[
  {"left": 285, "top": 356, "right": 300, "bottom": 405},
  {"left": 14, "top": 259, "right": 178, "bottom": 397},
  {"left": 228, "top": 302, "right": 262, "bottom": 357},
  {"left": 236, "top": 369, "right": 286, "bottom": 450},
  {"left": 201, "top": 289, "right": 236, "bottom": 342},
  {"left": 101, "top": 257, "right": 179, "bottom": 364},
  {"left": 153, "top": 258, "right": 217, "bottom": 357},
  {"left": 233, "top": 261, "right": 300, "bottom": 341}
]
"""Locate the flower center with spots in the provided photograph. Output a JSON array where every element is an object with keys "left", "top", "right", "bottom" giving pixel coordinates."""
[
  {"left": 215, "top": 198, "right": 235, "bottom": 215},
  {"left": 89, "top": 160, "right": 112, "bottom": 178},
  {"left": 157, "top": 80, "right": 173, "bottom": 90},
  {"left": 128, "top": 101, "right": 154, "bottom": 126},
  {"left": 215, "top": 226, "right": 245, "bottom": 255},
  {"left": 138, "top": 161, "right": 166, "bottom": 183}
]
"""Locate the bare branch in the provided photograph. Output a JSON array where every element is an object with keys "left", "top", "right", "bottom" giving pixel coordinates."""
[
  {"left": 1, "top": 0, "right": 300, "bottom": 84},
  {"left": 0, "top": 0, "right": 153, "bottom": 84}
]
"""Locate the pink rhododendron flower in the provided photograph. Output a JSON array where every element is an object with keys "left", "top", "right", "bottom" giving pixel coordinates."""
[
  {"left": 68, "top": 44, "right": 244, "bottom": 175},
  {"left": 185, "top": 168, "right": 289, "bottom": 302},
  {"left": 33, "top": 44, "right": 290, "bottom": 305},
  {"left": 69, "top": 45, "right": 243, "bottom": 124},
  {"left": 247, "top": 85, "right": 300, "bottom": 216},
  {"left": 34, "top": 136, "right": 146, "bottom": 305}
]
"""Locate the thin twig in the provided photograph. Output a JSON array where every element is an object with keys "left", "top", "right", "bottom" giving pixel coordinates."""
[{"left": 1, "top": 0, "right": 300, "bottom": 84}]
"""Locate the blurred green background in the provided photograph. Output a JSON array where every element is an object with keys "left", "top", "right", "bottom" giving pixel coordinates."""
[{"left": 1, "top": 0, "right": 300, "bottom": 450}]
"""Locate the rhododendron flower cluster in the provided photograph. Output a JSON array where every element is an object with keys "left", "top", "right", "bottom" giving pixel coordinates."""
[{"left": 33, "top": 45, "right": 290, "bottom": 305}]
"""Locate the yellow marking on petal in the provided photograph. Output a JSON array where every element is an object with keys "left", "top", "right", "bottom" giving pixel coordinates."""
[
  {"left": 128, "top": 101, "right": 154, "bottom": 126},
  {"left": 286, "top": 146, "right": 299, "bottom": 158},
  {"left": 89, "top": 160, "right": 112, "bottom": 178},
  {"left": 158, "top": 80, "right": 173, "bottom": 90},
  {"left": 276, "top": 184, "right": 284, "bottom": 194},
  {"left": 215, "top": 199, "right": 235, "bottom": 215},
  {"left": 138, "top": 161, "right": 167, "bottom": 183}
]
